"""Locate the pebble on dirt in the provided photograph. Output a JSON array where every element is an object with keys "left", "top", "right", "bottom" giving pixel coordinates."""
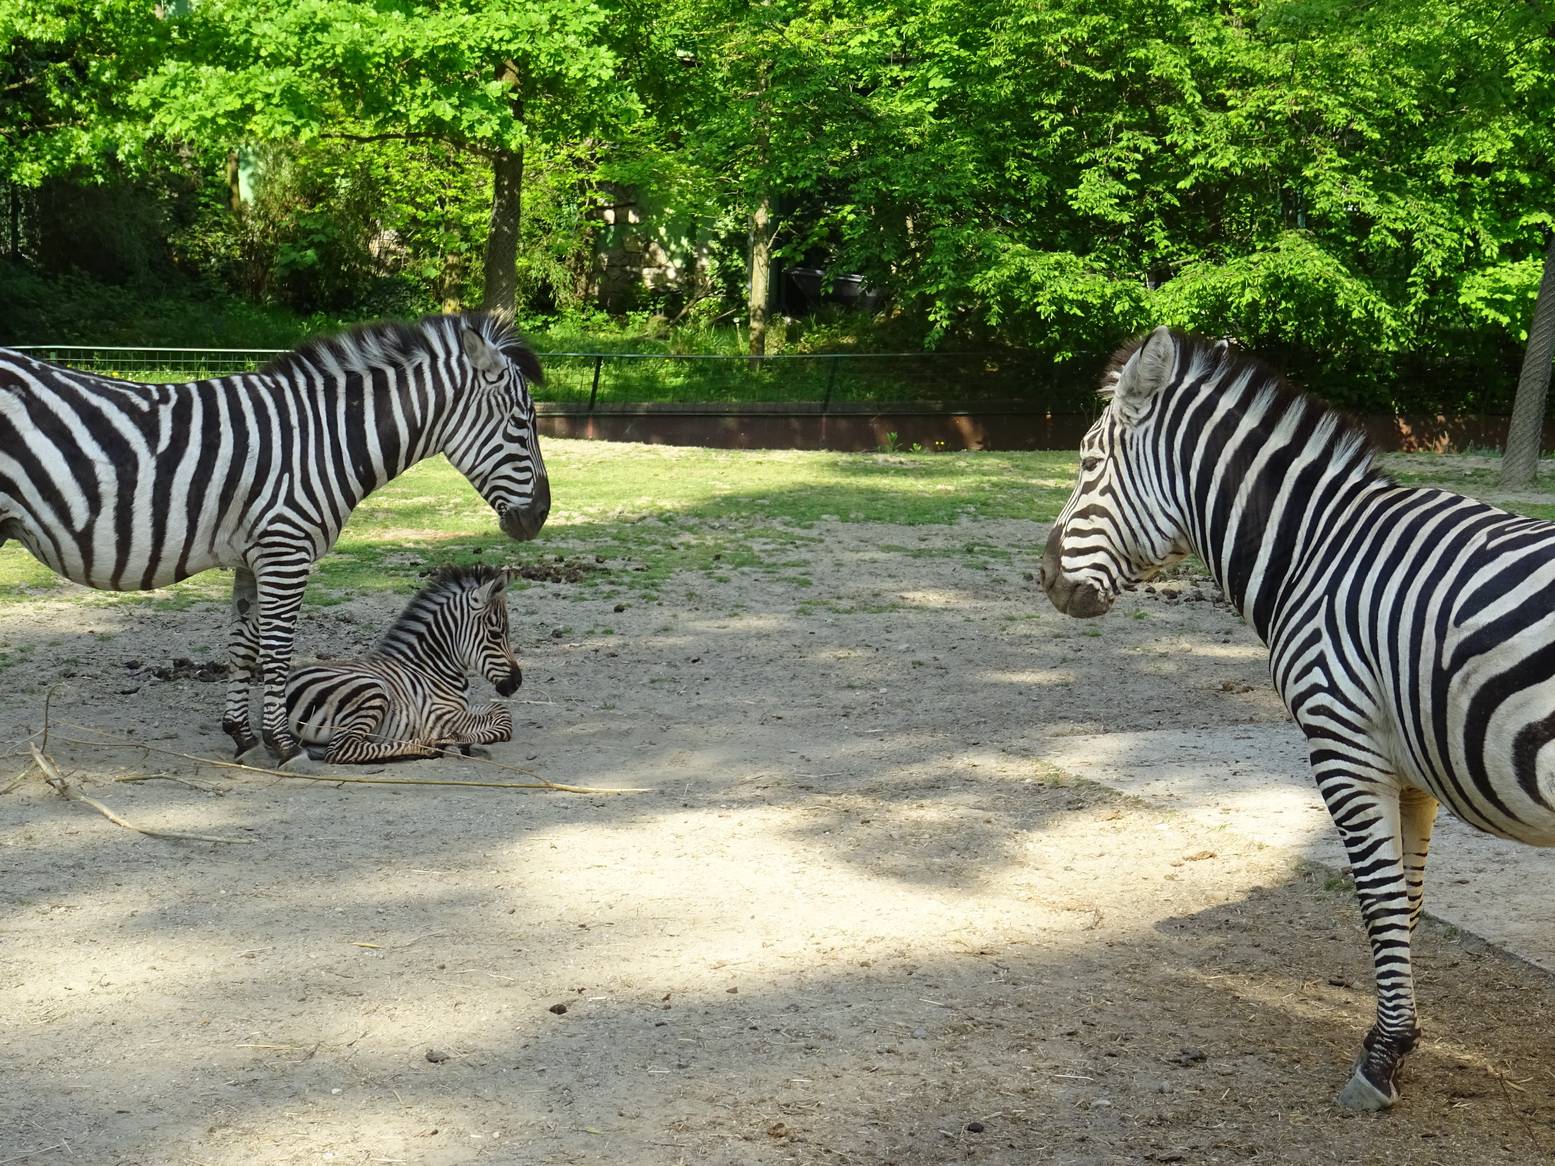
[
  {"left": 549, "top": 1002, "right": 568, "bottom": 1015},
  {"left": 424, "top": 1048, "right": 449, "bottom": 1064}
]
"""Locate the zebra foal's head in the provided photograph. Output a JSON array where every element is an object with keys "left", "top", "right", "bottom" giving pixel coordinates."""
[
  {"left": 1042, "top": 325, "right": 1191, "bottom": 619},
  {"left": 441, "top": 313, "right": 551, "bottom": 542},
  {"left": 404, "top": 565, "right": 523, "bottom": 696}
]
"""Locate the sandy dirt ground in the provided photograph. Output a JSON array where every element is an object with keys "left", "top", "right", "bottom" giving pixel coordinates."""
[{"left": 4, "top": 505, "right": 1555, "bottom": 1165}]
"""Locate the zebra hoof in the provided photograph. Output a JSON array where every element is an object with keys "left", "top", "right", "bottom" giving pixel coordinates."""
[
  {"left": 235, "top": 745, "right": 271, "bottom": 768},
  {"left": 276, "top": 753, "right": 325, "bottom": 776},
  {"left": 1337, "top": 1067, "right": 1396, "bottom": 1112}
]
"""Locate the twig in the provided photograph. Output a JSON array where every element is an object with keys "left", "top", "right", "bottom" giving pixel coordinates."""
[
  {"left": 52, "top": 730, "right": 651, "bottom": 795},
  {"left": 29, "top": 744, "right": 248, "bottom": 845},
  {"left": 1, "top": 760, "right": 35, "bottom": 795},
  {"left": 115, "top": 773, "right": 228, "bottom": 794},
  {"left": 0, "top": 1142, "right": 68, "bottom": 1166}
]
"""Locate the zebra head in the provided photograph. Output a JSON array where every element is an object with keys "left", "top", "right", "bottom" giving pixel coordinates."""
[
  {"left": 1042, "top": 326, "right": 1192, "bottom": 618},
  {"left": 463, "top": 569, "right": 523, "bottom": 697},
  {"left": 442, "top": 316, "right": 551, "bottom": 542}
]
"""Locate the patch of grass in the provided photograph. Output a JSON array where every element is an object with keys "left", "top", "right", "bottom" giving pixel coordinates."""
[{"left": 1, "top": 441, "right": 1077, "bottom": 608}]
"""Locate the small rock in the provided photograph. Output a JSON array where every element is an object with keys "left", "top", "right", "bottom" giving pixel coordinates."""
[
  {"left": 911, "top": 1026, "right": 928, "bottom": 1040},
  {"left": 424, "top": 1048, "right": 449, "bottom": 1064},
  {"left": 613, "top": 603, "right": 627, "bottom": 613},
  {"left": 548, "top": 1002, "right": 568, "bottom": 1015},
  {"left": 1172, "top": 1046, "right": 1207, "bottom": 1065},
  {"left": 965, "top": 1121, "right": 985, "bottom": 1134}
]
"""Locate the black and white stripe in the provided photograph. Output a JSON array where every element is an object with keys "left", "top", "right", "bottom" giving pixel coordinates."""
[
  {"left": 287, "top": 565, "right": 519, "bottom": 764},
  {"left": 1042, "top": 325, "right": 1555, "bottom": 1110},
  {"left": 0, "top": 312, "right": 548, "bottom": 764}
]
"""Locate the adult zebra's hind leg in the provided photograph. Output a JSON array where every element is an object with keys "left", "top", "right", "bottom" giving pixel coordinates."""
[
  {"left": 1309, "top": 740, "right": 1422, "bottom": 1110},
  {"left": 222, "top": 568, "right": 262, "bottom": 758},
  {"left": 1400, "top": 786, "right": 1438, "bottom": 935}
]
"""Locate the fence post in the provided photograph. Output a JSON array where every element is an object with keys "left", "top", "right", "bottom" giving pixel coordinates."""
[
  {"left": 587, "top": 354, "right": 603, "bottom": 414},
  {"left": 820, "top": 356, "right": 839, "bottom": 414}
]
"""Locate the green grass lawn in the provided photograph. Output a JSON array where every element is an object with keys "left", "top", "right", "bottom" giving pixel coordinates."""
[
  {"left": 4, "top": 444, "right": 1555, "bottom": 612},
  {"left": 0, "top": 443, "right": 1080, "bottom": 609}
]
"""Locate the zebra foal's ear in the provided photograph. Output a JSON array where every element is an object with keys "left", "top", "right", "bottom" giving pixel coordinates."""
[
  {"left": 1113, "top": 325, "right": 1175, "bottom": 420},
  {"left": 461, "top": 327, "right": 504, "bottom": 375}
]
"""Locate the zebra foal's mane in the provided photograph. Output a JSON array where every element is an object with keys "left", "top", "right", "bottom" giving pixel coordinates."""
[
  {"left": 373, "top": 564, "right": 509, "bottom": 646},
  {"left": 1099, "top": 328, "right": 1388, "bottom": 484},
  {"left": 259, "top": 311, "right": 544, "bottom": 387}
]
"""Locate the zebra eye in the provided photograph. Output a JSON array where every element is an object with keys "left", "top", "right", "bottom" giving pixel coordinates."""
[{"left": 1082, "top": 456, "right": 1102, "bottom": 472}]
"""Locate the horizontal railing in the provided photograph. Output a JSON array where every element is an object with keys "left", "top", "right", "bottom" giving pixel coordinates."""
[{"left": 6, "top": 344, "right": 1096, "bottom": 413}]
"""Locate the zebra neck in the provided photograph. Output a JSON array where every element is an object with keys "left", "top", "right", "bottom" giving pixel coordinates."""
[
  {"left": 1170, "top": 400, "right": 1380, "bottom": 645},
  {"left": 309, "top": 362, "right": 459, "bottom": 501},
  {"left": 371, "top": 623, "right": 470, "bottom": 689}
]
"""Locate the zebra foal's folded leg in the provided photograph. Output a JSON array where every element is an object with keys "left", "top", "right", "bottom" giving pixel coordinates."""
[
  {"left": 298, "top": 680, "right": 438, "bottom": 764},
  {"left": 438, "top": 702, "right": 515, "bottom": 755},
  {"left": 223, "top": 568, "right": 263, "bottom": 760},
  {"left": 1309, "top": 739, "right": 1421, "bottom": 1110}
]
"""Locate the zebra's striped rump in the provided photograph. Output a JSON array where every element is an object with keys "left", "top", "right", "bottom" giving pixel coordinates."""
[
  {"left": 0, "top": 313, "right": 548, "bottom": 764},
  {"left": 286, "top": 565, "right": 520, "bottom": 764},
  {"left": 1043, "top": 325, "right": 1555, "bottom": 1109}
]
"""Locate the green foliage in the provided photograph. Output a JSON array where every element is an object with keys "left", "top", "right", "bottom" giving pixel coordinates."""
[{"left": 2, "top": 0, "right": 1553, "bottom": 414}]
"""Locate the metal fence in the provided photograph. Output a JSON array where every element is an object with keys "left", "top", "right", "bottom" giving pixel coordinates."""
[{"left": 8, "top": 344, "right": 1095, "bottom": 414}]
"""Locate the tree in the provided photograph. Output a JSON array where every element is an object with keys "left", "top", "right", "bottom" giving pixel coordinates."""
[
  {"left": 1500, "top": 230, "right": 1555, "bottom": 487},
  {"left": 134, "top": 0, "right": 634, "bottom": 312},
  {"left": 0, "top": 0, "right": 169, "bottom": 186}
]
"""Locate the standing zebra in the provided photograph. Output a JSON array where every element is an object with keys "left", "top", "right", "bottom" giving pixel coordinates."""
[
  {"left": 287, "top": 565, "right": 520, "bottom": 764},
  {"left": 1041, "top": 325, "right": 1555, "bottom": 1110},
  {"left": 0, "top": 312, "right": 548, "bottom": 766}
]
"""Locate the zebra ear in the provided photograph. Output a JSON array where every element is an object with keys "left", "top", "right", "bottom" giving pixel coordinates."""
[
  {"left": 461, "top": 327, "right": 504, "bottom": 375},
  {"left": 471, "top": 572, "right": 506, "bottom": 609},
  {"left": 1114, "top": 325, "right": 1175, "bottom": 419}
]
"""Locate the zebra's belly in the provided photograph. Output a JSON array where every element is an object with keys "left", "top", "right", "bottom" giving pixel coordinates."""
[{"left": 2, "top": 513, "right": 235, "bottom": 591}]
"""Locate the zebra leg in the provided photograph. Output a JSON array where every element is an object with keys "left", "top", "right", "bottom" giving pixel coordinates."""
[
  {"left": 222, "top": 568, "right": 262, "bottom": 758},
  {"left": 252, "top": 563, "right": 311, "bottom": 765},
  {"left": 1311, "top": 747, "right": 1420, "bottom": 1110},
  {"left": 1400, "top": 786, "right": 1438, "bottom": 935},
  {"left": 324, "top": 713, "right": 441, "bottom": 765},
  {"left": 435, "top": 702, "right": 514, "bottom": 748}
]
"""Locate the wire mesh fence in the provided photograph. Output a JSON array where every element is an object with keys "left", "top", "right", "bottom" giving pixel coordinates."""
[{"left": 7, "top": 344, "right": 1095, "bottom": 413}]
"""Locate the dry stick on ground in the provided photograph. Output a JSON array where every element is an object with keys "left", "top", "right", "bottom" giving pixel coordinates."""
[
  {"left": 50, "top": 726, "right": 652, "bottom": 795},
  {"left": 29, "top": 743, "right": 248, "bottom": 845},
  {"left": 115, "top": 772, "right": 228, "bottom": 794},
  {"left": 1, "top": 760, "right": 34, "bottom": 795}
]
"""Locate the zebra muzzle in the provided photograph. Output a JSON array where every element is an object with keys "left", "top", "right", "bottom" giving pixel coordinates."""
[
  {"left": 1040, "top": 522, "right": 1114, "bottom": 618},
  {"left": 500, "top": 503, "right": 547, "bottom": 541},
  {"left": 496, "top": 668, "right": 521, "bottom": 697}
]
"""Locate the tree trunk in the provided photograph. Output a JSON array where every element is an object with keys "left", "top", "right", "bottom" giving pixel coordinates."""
[
  {"left": 482, "top": 61, "right": 524, "bottom": 314},
  {"left": 747, "top": 194, "right": 772, "bottom": 360},
  {"left": 225, "top": 148, "right": 243, "bottom": 213},
  {"left": 1500, "top": 230, "right": 1555, "bottom": 488}
]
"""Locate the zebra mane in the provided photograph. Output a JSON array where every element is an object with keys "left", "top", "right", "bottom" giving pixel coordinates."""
[
  {"left": 1100, "top": 328, "right": 1385, "bottom": 479},
  {"left": 376, "top": 564, "right": 508, "bottom": 646},
  {"left": 260, "top": 311, "right": 543, "bottom": 386}
]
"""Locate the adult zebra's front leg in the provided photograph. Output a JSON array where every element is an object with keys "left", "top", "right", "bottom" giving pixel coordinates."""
[
  {"left": 223, "top": 568, "right": 262, "bottom": 758},
  {"left": 1308, "top": 736, "right": 1422, "bottom": 1110},
  {"left": 252, "top": 557, "right": 313, "bottom": 766}
]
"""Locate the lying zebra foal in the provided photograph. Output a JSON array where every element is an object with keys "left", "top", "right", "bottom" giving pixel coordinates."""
[{"left": 286, "top": 566, "right": 520, "bottom": 764}]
